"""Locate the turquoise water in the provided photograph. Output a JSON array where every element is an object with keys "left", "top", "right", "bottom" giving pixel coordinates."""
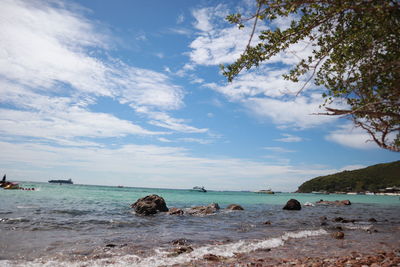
[
  {"left": 1, "top": 182, "right": 400, "bottom": 266},
  {"left": 7, "top": 181, "right": 400, "bottom": 207}
]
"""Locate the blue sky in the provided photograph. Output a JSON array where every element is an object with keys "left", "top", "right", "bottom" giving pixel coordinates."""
[{"left": 0, "top": 0, "right": 398, "bottom": 191}]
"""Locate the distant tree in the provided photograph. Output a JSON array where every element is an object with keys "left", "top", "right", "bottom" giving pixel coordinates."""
[{"left": 222, "top": 0, "right": 400, "bottom": 152}]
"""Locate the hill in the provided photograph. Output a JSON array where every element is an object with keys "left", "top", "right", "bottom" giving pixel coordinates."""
[{"left": 297, "top": 161, "right": 400, "bottom": 193}]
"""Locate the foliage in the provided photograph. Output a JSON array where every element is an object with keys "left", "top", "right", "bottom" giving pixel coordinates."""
[
  {"left": 297, "top": 160, "right": 400, "bottom": 193},
  {"left": 222, "top": 0, "right": 400, "bottom": 151}
]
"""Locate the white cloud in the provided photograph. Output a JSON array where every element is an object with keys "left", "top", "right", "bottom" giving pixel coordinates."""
[
  {"left": 325, "top": 124, "right": 379, "bottom": 149},
  {"left": 134, "top": 107, "right": 208, "bottom": 134},
  {"left": 205, "top": 67, "right": 303, "bottom": 101},
  {"left": 177, "top": 14, "right": 185, "bottom": 24},
  {"left": 244, "top": 94, "right": 336, "bottom": 129},
  {"left": 263, "top": 146, "right": 295, "bottom": 153},
  {"left": 0, "top": 0, "right": 204, "bottom": 143},
  {"left": 274, "top": 134, "right": 303, "bottom": 143}
]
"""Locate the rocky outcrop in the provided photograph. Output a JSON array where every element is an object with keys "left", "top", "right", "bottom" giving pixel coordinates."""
[
  {"left": 316, "top": 200, "right": 351, "bottom": 206},
  {"left": 186, "top": 203, "right": 220, "bottom": 216},
  {"left": 131, "top": 194, "right": 169, "bottom": 215},
  {"left": 168, "top": 207, "right": 184, "bottom": 215},
  {"left": 283, "top": 199, "right": 302, "bottom": 210},
  {"left": 226, "top": 204, "right": 244, "bottom": 210}
]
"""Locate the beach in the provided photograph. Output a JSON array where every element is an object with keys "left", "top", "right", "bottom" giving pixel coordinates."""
[{"left": 1, "top": 182, "right": 400, "bottom": 266}]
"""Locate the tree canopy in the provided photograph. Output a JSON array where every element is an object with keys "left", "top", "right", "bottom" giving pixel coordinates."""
[{"left": 222, "top": 0, "right": 400, "bottom": 152}]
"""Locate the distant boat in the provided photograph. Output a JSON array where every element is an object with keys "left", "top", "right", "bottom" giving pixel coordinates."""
[
  {"left": 48, "top": 179, "right": 73, "bottom": 184},
  {"left": 191, "top": 186, "right": 207, "bottom": 192},
  {"left": 312, "top": 191, "right": 328, "bottom": 194},
  {"left": 255, "top": 189, "right": 274, "bottom": 194}
]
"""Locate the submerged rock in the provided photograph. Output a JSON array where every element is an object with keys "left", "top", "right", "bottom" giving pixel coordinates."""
[
  {"left": 168, "top": 207, "right": 184, "bottom": 215},
  {"left": 131, "top": 194, "right": 169, "bottom": 215},
  {"left": 316, "top": 200, "right": 351, "bottom": 206},
  {"left": 187, "top": 203, "right": 220, "bottom": 215},
  {"left": 226, "top": 204, "right": 244, "bottom": 210},
  {"left": 283, "top": 199, "right": 301, "bottom": 210}
]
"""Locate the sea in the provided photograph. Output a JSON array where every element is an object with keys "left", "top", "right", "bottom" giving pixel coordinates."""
[{"left": 1, "top": 182, "right": 400, "bottom": 266}]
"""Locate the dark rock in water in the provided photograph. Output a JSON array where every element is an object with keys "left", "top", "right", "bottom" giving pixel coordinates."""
[
  {"left": 333, "top": 217, "right": 355, "bottom": 223},
  {"left": 283, "top": 199, "right": 301, "bottom": 210},
  {"left": 105, "top": 244, "right": 116, "bottom": 248},
  {"left": 263, "top": 220, "right": 272, "bottom": 225},
  {"left": 187, "top": 203, "right": 220, "bottom": 215},
  {"left": 333, "top": 217, "right": 344, "bottom": 222},
  {"left": 342, "top": 219, "right": 356, "bottom": 223},
  {"left": 171, "top": 238, "right": 190, "bottom": 246},
  {"left": 170, "top": 246, "right": 193, "bottom": 256},
  {"left": 203, "top": 254, "right": 220, "bottom": 261},
  {"left": 226, "top": 204, "right": 244, "bottom": 210},
  {"left": 368, "top": 218, "right": 378, "bottom": 223},
  {"left": 131, "top": 195, "right": 168, "bottom": 215},
  {"left": 168, "top": 207, "right": 184, "bottom": 215},
  {"left": 332, "top": 231, "right": 345, "bottom": 239}
]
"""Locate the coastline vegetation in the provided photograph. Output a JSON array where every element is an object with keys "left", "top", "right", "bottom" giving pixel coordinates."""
[{"left": 297, "top": 160, "right": 400, "bottom": 193}]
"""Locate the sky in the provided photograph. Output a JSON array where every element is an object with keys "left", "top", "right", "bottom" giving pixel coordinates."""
[{"left": 0, "top": 0, "right": 398, "bottom": 191}]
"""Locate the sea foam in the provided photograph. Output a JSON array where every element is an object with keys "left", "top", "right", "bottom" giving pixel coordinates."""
[{"left": 0, "top": 229, "right": 328, "bottom": 267}]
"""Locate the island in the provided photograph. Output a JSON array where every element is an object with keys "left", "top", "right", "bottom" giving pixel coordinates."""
[{"left": 297, "top": 160, "right": 400, "bottom": 194}]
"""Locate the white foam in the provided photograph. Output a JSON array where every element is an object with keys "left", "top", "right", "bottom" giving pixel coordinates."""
[{"left": 2, "top": 229, "right": 328, "bottom": 267}]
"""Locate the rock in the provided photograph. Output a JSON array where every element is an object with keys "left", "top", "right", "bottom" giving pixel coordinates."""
[
  {"left": 105, "top": 244, "right": 116, "bottom": 248},
  {"left": 283, "top": 199, "right": 301, "bottom": 210},
  {"left": 333, "top": 217, "right": 356, "bottom": 223},
  {"left": 168, "top": 207, "right": 184, "bottom": 215},
  {"left": 332, "top": 231, "right": 345, "bottom": 239},
  {"left": 203, "top": 254, "right": 220, "bottom": 261},
  {"left": 333, "top": 217, "right": 344, "bottom": 222},
  {"left": 368, "top": 218, "right": 378, "bottom": 223},
  {"left": 171, "top": 238, "right": 189, "bottom": 246},
  {"left": 131, "top": 195, "right": 168, "bottom": 215},
  {"left": 263, "top": 220, "right": 272, "bottom": 225},
  {"left": 226, "top": 204, "right": 244, "bottom": 210},
  {"left": 316, "top": 200, "right": 351, "bottom": 206},
  {"left": 172, "top": 246, "right": 193, "bottom": 254},
  {"left": 187, "top": 203, "right": 220, "bottom": 216}
]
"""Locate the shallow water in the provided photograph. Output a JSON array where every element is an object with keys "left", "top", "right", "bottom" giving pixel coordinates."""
[{"left": 1, "top": 182, "right": 400, "bottom": 266}]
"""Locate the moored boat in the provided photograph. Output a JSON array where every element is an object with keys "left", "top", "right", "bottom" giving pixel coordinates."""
[{"left": 191, "top": 186, "right": 207, "bottom": 192}]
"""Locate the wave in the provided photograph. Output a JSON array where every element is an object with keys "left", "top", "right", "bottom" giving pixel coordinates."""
[{"left": 0, "top": 229, "right": 328, "bottom": 267}]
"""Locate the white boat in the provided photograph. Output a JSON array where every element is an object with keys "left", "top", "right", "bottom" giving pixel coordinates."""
[
  {"left": 254, "top": 189, "right": 274, "bottom": 194},
  {"left": 191, "top": 186, "right": 207, "bottom": 192}
]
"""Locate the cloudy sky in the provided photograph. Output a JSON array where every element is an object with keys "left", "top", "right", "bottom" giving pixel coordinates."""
[{"left": 0, "top": 0, "right": 398, "bottom": 191}]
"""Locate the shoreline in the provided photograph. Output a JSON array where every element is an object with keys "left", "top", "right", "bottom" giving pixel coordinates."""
[{"left": 172, "top": 229, "right": 400, "bottom": 266}]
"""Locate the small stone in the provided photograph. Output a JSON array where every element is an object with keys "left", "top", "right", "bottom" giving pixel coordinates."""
[
  {"left": 263, "top": 220, "right": 272, "bottom": 225},
  {"left": 332, "top": 231, "right": 345, "bottom": 239},
  {"left": 203, "top": 254, "right": 220, "bottom": 261}
]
